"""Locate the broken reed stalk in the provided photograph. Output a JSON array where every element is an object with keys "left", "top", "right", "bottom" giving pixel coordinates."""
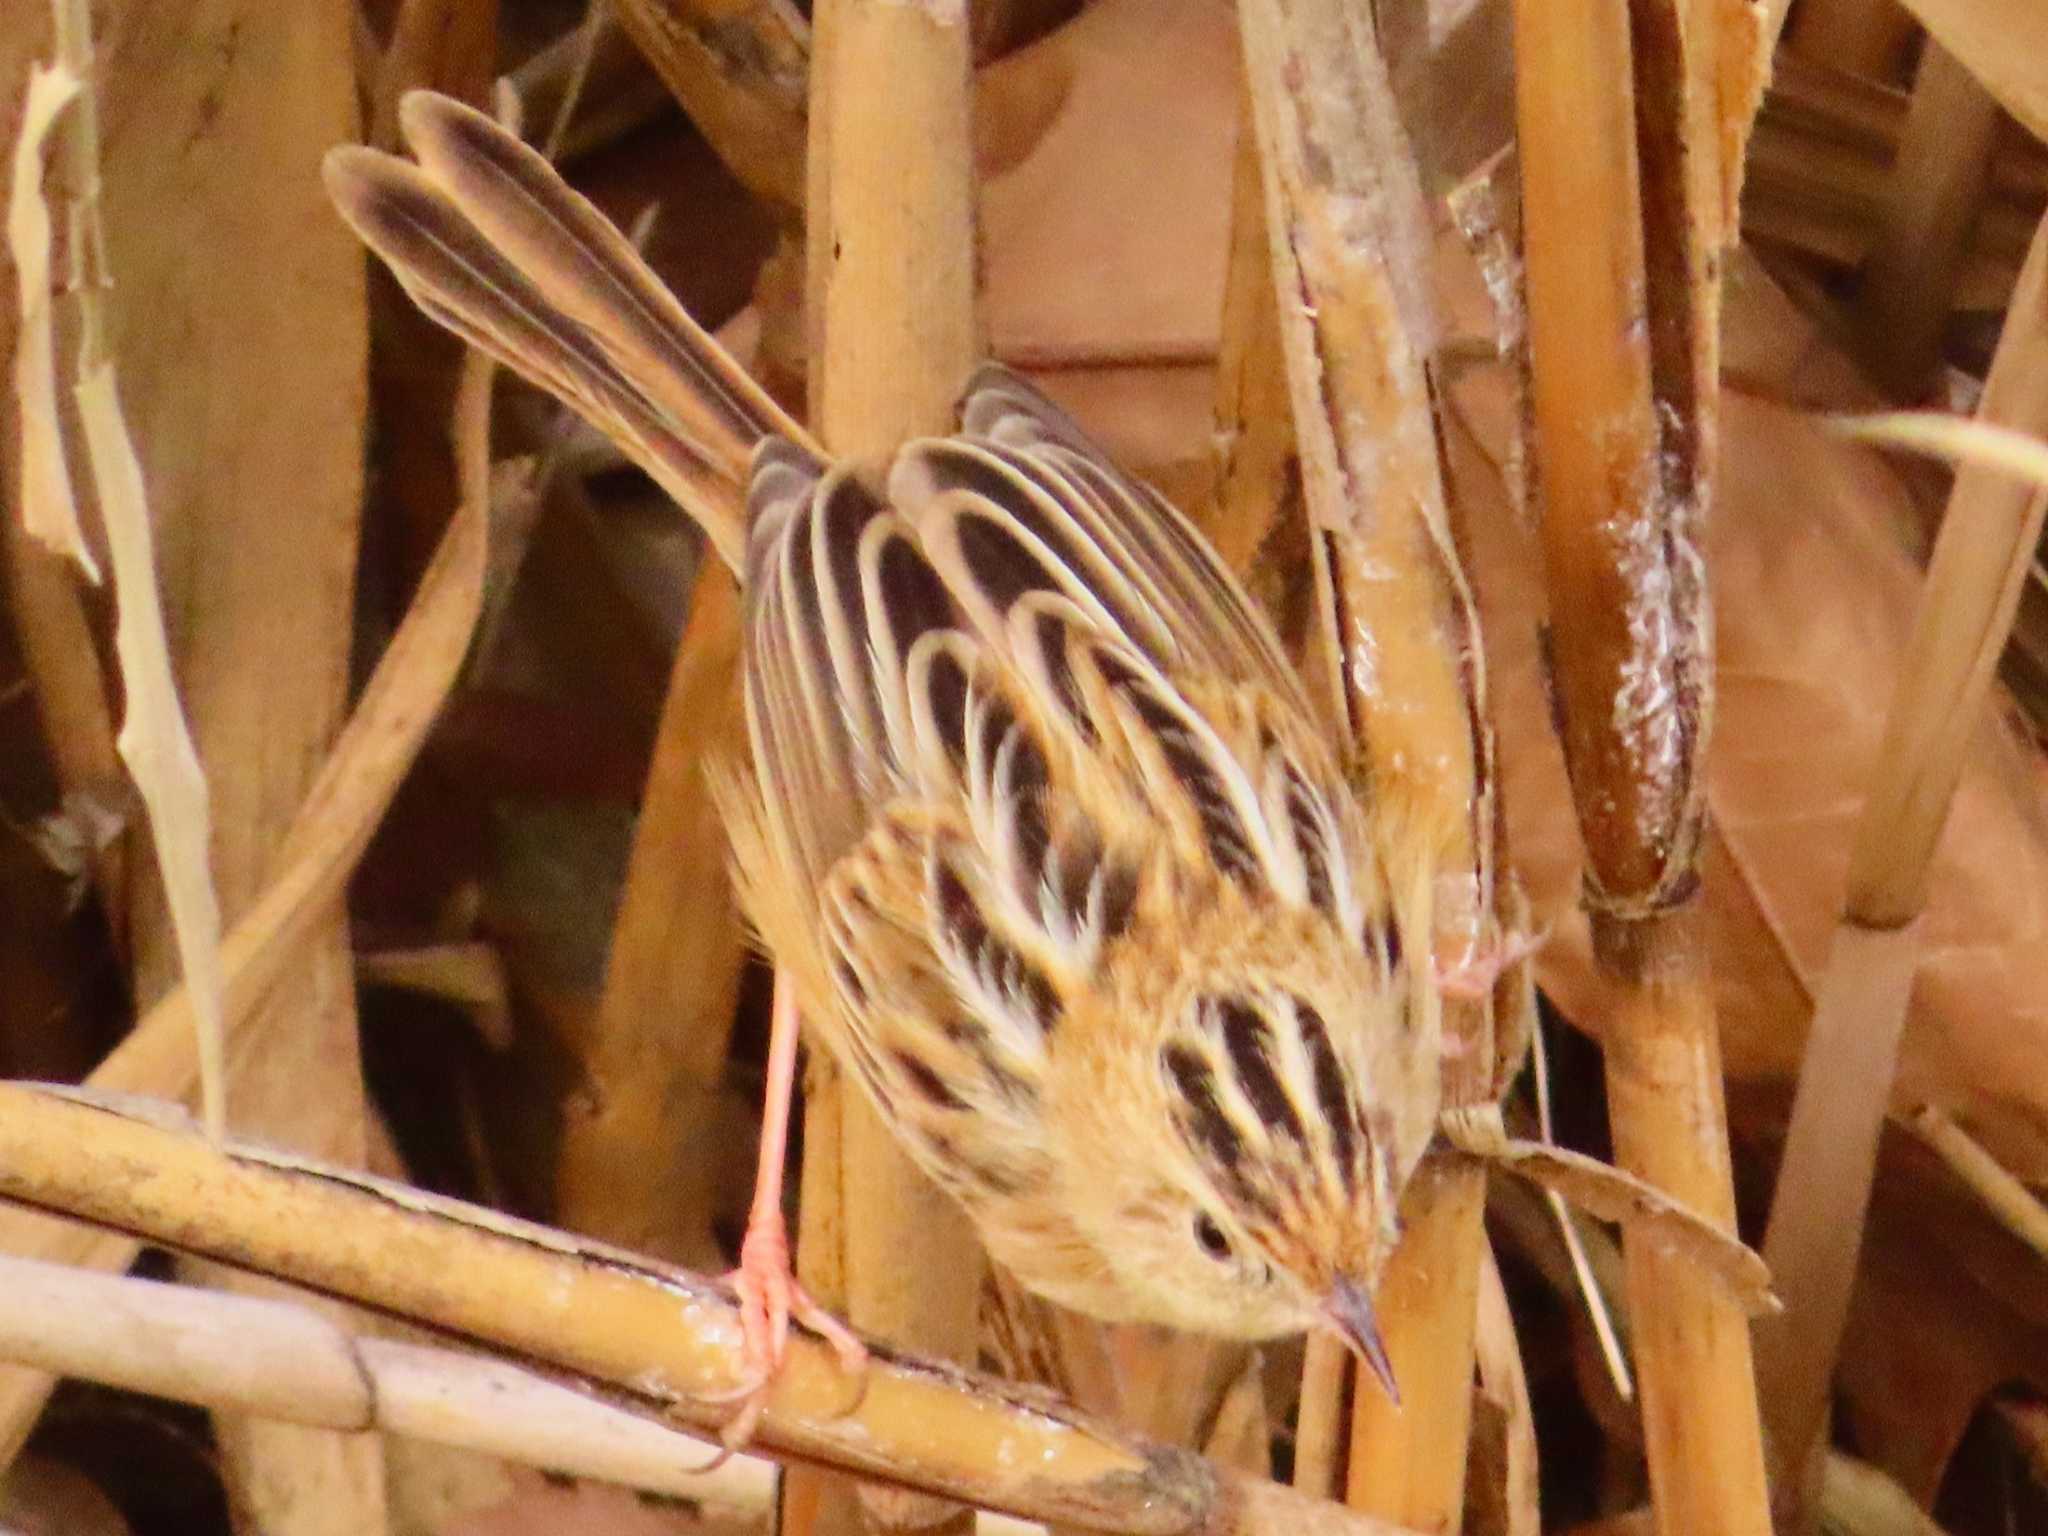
[
  {"left": 1755, "top": 209, "right": 2048, "bottom": 1532},
  {"left": 37, "top": 0, "right": 232, "bottom": 1150},
  {"left": 557, "top": 561, "right": 750, "bottom": 1268},
  {"left": 1237, "top": 2, "right": 1505, "bottom": 1528},
  {"left": 5, "top": 37, "right": 126, "bottom": 925},
  {"left": 1853, "top": 43, "right": 2003, "bottom": 398},
  {"left": 0, "top": 352, "right": 492, "bottom": 1466},
  {"left": 0, "top": 1250, "right": 786, "bottom": 1519},
  {"left": 370, "top": 0, "right": 499, "bottom": 149},
  {"left": 1907, "top": 1107, "right": 2048, "bottom": 1263},
  {"left": 609, "top": 0, "right": 810, "bottom": 211},
  {"left": 0, "top": 1081, "right": 1423, "bottom": 1536},
  {"left": 792, "top": 1, "right": 981, "bottom": 1530},
  {"left": 1513, "top": 5, "right": 1772, "bottom": 1536}
]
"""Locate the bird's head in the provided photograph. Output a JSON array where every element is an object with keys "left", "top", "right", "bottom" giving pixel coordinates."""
[{"left": 1060, "top": 930, "right": 1441, "bottom": 1398}]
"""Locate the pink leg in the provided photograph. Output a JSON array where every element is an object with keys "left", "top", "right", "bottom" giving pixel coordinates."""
[{"left": 715, "top": 969, "right": 868, "bottom": 1448}]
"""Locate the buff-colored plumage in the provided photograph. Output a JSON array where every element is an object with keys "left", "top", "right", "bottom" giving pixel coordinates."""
[{"left": 325, "top": 91, "right": 1446, "bottom": 1388}]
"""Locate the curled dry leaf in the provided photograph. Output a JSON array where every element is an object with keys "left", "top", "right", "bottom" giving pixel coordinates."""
[{"left": 1437, "top": 1108, "right": 1775, "bottom": 1314}]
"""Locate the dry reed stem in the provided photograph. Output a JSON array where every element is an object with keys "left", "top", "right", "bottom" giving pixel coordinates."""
[
  {"left": 1514, "top": 5, "right": 1770, "bottom": 1536},
  {"left": 1291, "top": 1336, "right": 1350, "bottom": 1499},
  {"left": 1343, "top": 1162, "right": 1486, "bottom": 1526},
  {"left": 51, "top": 5, "right": 382, "bottom": 1525},
  {"left": 0, "top": 353, "right": 492, "bottom": 1464},
  {"left": 0, "top": 1249, "right": 773, "bottom": 1521},
  {"left": 1208, "top": 93, "right": 1298, "bottom": 581},
  {"left": 29, "top": 0, "right": 233, "bottom": 1147},
  {"left": 80, "top": 361, "right": 230, "bottom": 1141},
  {"left": 557, "top": 561, "right": 749, "bottom": 1267},
  {"left": 371, "top": 0, "right": 499, "bottom": 149},
  {"left": 1854, "top": 44, "right": 2003, "bottom": 397},
  {"left": 7, "top": 62, "right": 90, "bottom": 576},
  {"left": 1534, "top": 1210, "right": 1952, "bottom": 1536},
  {"left": 796, "top": 2, "right": 982, "bottom": 1528},
  {"left": 1237, "top": 3, "right": 1505, "bottom": 1528},
  {"left": 610, "top": 0, "right": 811, "bottom": 210},
  {"left": 1472, "top": 1245, "right": 1538, "bottom": 1536},
  {"left": 0, "top": 520, "right": 125, "bottom": 921},
  {"left": 1844, "top": 238, "right": 2048, "bottom": 925},
  {"left": 0, "top": 1081, "right": 1427, "bottom": 1536},
  {"left": 1906, "top": 1107, "right": 2048, "bottom": 1262},
  {"left": 509, "top": 12, "right": 675, "bottom": 163},
  {"left": 1756, "top": 217, "right": 2048, "bottom": 1517},
  {"left": 356, "top": 942, "right": 512, "bottom": 1048}
]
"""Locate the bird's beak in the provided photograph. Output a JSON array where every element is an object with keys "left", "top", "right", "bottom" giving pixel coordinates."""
[{"left": 1325, "top": 1278, "right": 1400, "bottom": 1406}]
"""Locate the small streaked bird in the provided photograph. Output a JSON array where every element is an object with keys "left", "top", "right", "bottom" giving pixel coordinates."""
[{"left": 324, "top": 91, "right": 1762, "bottom": 1445}]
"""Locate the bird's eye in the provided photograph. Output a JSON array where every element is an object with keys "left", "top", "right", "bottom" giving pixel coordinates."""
[{"left": 1193, "top": 1211, "right": 1233, "bottom": 1261}]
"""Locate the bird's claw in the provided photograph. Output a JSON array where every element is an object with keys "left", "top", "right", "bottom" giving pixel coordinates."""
[
  {"left": 709, "top": 1211, "right": 870, "bottom": 1452},
  {"left": 1433, "top": 925, "right": 1547, "bottom": 1001}
]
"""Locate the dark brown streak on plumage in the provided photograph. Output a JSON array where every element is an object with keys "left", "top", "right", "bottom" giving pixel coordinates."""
[
  {"left": 956, "top": 513, "right": 1062, "bottom": 618},
  {"left": 1160, "top": 1043, "right": 1276, "bottom": 1225},
  {"left": 877, "top": 536, "right": 958, "bottom": 657},
  {"left": 1120, "top": 683, "right": 1261, "bottom": 881},
  {"left": 939, "top": 1014, "right": 1038, "bottom": 1109},
  {"left": 819, "top": 476, "right": 892, "bottom": 733},
  {"left": 1283, "top": 763, "right": 1338, "bottom": 918},
  {"left": 1033, "top": 610, "right": 1096, "bottom": 741},
  {"left": 1295, "top": 999, "right": 1362, "bottom": 1193},
  {"left": 919, "top": 645, "right": 973, "bottom": 768},
  {"left": 1215, "top": 998, "right": 1308, "bottom": 1152},
  {"left": 931, "top": 858, "right": 1063, "bottom": 1038},
  {"left": 894, "top": 1049, "right": 970, "bottom": 1112},
  {"left": 1000, "top": 736, "right": 1054, "bottom": 912}
]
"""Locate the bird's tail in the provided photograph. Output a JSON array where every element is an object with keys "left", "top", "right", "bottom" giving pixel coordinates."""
[{"left": 322, "top": 90, "right": 812, "bottom": 572}]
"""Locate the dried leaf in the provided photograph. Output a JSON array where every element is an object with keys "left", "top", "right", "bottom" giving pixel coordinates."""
[
  {"left": 1832, "top": 412, "right": 2048, "bottom": 489},
  {"left": 1438, "top": 1109, "right": 1775, "bottom": 1314},
  {"left": 77, "top": 361, "right": 228, "bottom": 1140},
  {"left": 5, "top": 63, "right": 94, "bottom": 580}
]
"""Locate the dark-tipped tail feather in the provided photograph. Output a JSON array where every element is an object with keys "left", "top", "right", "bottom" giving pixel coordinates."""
[{"left": 323, "top": 91, "right": 813, "bottom": 572}]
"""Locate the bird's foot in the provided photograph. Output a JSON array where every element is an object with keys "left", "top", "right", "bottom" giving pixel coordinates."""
[
  {"left": 1433, "top": 925, "right": 1547, "bottom": 1002},
  {"left": 708, "top": 1209, "right": 869, "bottom": 1452}
]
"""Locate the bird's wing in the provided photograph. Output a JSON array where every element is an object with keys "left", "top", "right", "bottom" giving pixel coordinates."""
[
  {"left": 940, "top": 364, "right": 1307, "bottom": 702},
  {"left": 887, "top": 371, "right": 1379, "bottom": 939}
]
